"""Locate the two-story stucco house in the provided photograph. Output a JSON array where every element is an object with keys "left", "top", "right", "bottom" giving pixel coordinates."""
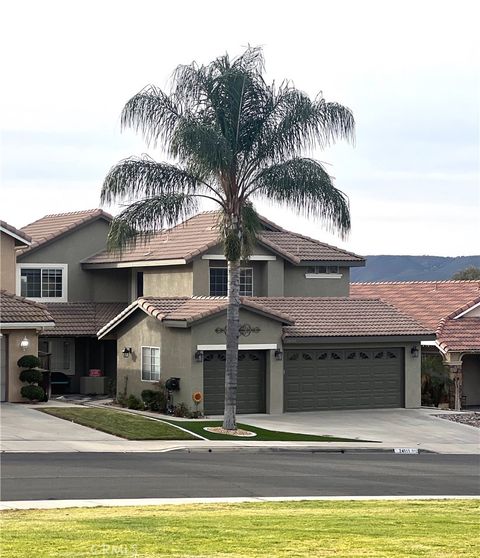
[
  {"left": 4, "top": 208, "right": 434, "bottom": 411},
  {"left": 90, "top": 211, "right": 434, "bottom": 415}
]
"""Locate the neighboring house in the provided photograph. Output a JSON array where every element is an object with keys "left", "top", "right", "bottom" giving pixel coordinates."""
[
  {"left": 351, "top": 281, "right": 480, "bottom": 409},
  {"left": 14, "top": 210, "right": 131, "bottom": 395},
  {"left": 92, "top": 211, "right": 434, "bottom": 414},
  {"left": 0, "top": 221, "right": 54, "bottom": 402}
]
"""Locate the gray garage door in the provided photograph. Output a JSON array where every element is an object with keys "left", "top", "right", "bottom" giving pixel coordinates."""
[
  {"left": 203, "top": 351, "right": 266, "bottom": 414},
  {"left": 285, "top": 348, "right": 404, "bottom": 411}
]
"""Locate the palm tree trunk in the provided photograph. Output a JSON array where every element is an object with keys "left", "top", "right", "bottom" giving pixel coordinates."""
[{"left": 223, "top": 259, "right": 241, "bottom": 430}]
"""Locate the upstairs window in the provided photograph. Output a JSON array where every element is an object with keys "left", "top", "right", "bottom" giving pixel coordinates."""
[
  {"left": 18, "top": 264, "right": 67, "bottom": 301},
  {"left": 305, "top": 265, "right": 341, "bottom": 278},
  {"left": 209, "top": 267, "right": 253, "bottom": 296}
]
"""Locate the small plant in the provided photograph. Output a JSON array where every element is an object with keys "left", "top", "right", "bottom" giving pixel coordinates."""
[
  {"left": 173, "top": 402, "right": 192, "bottom": 418},
  {"left": 141, "top": 389, "right": 167, "bottom": 412},
  {"left": 18, "top": 354, "right": 46, "bottom": 402},
  {"left": 126, "top": 394, "right": 143, "bottom": 410},
  {"left": 116, "top": 376, "right": 129, "bottom": 407},
  {"left": 19, "top": 368, "right": 44, "bottom": 384},
  {"left": 20, "top": 384, "right": 45, "bottom": 402},
  {"left": 17, "top": 355, "right": 41, "bottom": 369}
]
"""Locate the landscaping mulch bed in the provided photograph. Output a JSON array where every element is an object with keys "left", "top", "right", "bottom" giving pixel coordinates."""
[{"left": 434, "top": 412, "right": 480, "bottom": 428}]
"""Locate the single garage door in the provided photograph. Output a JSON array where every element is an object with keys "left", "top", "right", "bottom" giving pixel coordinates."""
[
  {"left": 285, "top": 348, "right": 404, "bottom": 411},
  {"left": 203, "top": 351, "right": 266, "bottom": 414}
]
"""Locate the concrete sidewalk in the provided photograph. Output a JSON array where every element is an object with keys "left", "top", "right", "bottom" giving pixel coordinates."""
[{"left": 1, "top": 403, "right": 478, "bottom": 454}]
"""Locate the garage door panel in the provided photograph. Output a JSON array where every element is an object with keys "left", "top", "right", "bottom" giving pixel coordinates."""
[
  {"left": 204, "top": 351, "right": 266, "bottom": 415},
  {"left": 285, "top": 348, "right": 404, "bottom": 411}
]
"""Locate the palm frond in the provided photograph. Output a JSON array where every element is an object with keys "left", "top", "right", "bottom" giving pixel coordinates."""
[
  {"left": 100, "top": 157, "right": 201, "bottom": 205},
  {"left": 251, "top": 158, "right": 351, "bottom": 238},
  {"left": 121, "top": 86, "right": 180, "bottom": 148},
  {"left": 107, "top": 193, "right": 199, "bottom": 251}
]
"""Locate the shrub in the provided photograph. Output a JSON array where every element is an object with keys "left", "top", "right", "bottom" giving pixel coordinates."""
[
  {"left": 126, "top": 394, "right": 143, "bottom": 410},
  {"left": 141, "top": 389, "right": 167, "bottom": 412},
  {"left": 17, "top": 355, "right": 41, "bottom": 369},
  {"left": 173, "top": 402, "right": 192, "bottom": 418},
  {"left": 21, "top": 384, "right": 45, "bottom": 401},
  {"left": 19, "top": 368, "right": 44, "bottom": 385}
]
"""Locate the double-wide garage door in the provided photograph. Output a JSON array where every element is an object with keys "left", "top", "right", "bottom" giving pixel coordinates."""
[
  {"left": 203, "top": 351, "right": 266, "bottom": 414},
  {"left": 285, "top": 348, "right": 404, "bottom": 411}
]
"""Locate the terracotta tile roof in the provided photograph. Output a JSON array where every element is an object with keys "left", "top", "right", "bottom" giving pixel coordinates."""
[
  {"left": 83, "top": 211, "right": 363, "bottom": 266},
  {"left": 250, "top": 297, "right": 433, "bottom": 339},
  {"left": 20, "top": 209, "right": 112, "bottom": 255},
  {"left": 0, "top": 221, "right": 31, "bottom": 246},
  {"left": 437, "top": 318, "right": 480, "bottom": 352},
  {"left": 43, "top": 302, "right": 126, "bottom": 337},
  {"left": 83, "top": 212, "right": 221, "bottom": 265},
  {"left": 258, "top": 231, "right": 364, "bottom": 263},
  {"left": 98, "top": 295, "right": 431, "bottom": 340},
  {"left": 351, "top": 280, "right": 480, "bottom": 330},
  {"left": 97, "top": 296, "right": 294, "bottom": 338},
  {"left": 0, "top": 290, "right": 54, "bottom": 325}
]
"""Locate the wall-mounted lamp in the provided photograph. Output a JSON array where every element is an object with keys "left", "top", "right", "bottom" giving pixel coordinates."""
[
  {"left": 122, "top": 347, "right": 132, "bottom": 359},
  {"left": 410, "top": 346, "right": 419, "bottom": 358},
  {"left": 194, "top": 350, "right": 204, "bottom": 363},
  {"left": 274, "top": 349, "right": 283, "bottom": 361},
  {"left": 20, "top": 336, "right": 29, "bottom": 351}
]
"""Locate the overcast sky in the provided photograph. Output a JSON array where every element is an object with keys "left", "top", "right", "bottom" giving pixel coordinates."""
[{"left": 1, "top": 0, "right": 478, "bottom": 256}]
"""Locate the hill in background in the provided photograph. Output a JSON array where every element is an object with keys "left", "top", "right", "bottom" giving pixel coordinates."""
[{"left": 351, "top": 255, "right": 480, "bottom": 283}]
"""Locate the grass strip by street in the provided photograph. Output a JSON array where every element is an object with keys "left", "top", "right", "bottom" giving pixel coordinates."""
[
  {"left": 162, "top": 418, "right": 373, "bottom": 442},
  {"left": 38, "top": 407, "right": 196, "bottom": 440},
  {"left": 2, "top": 500, "right": 478, "bottom": 557}
]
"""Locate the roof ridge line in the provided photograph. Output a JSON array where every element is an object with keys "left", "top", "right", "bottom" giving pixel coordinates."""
[
  {"left": 351, "top": 280, "right": 480, "bottom": 285},
  {"left": 260, "top": 229, "right": 364, "bottom": 260}
]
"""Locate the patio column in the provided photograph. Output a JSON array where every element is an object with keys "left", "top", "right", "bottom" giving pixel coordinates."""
[{"left": 444, "top": 355, "right": 463, "bottom": 411}]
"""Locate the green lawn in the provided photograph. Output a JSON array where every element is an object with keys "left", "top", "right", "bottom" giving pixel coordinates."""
[
  {"left": 163, "top": 418, "right": 371, "bottom": 442},
  {"left": 1, "top": 500, "right": 478, "bottom": 557},
  {"left": 39, "top": 407, "right": 371, "bottom": 442},
  {"left": 39, "top": 407, "right": 196, "bottom": 440}
]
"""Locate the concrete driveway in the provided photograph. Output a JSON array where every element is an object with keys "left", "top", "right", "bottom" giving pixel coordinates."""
[
  {"left": 0, "top": 403, "right": 118, "bottom": 452},
  {"left": 238, "top": 408, "right": 480, "bottom": 454}
]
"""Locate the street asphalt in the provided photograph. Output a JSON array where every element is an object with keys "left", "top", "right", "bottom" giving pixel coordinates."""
[{"left": 1, "top": 451, "right": 479, "bottom": 501}]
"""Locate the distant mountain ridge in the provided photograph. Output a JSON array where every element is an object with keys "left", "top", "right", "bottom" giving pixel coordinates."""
[{"left": 351, "top": 255, "right": 480, "bottom": 283}]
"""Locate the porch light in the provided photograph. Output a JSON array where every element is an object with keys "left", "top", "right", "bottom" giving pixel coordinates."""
[
  {"left": 194, "top": 350, "right": 204, "bottom": 363},
  {"left": 410, "top": 346, "right": 419, "bottom": 358},
  {"left": 274, "top": 349, "right": 283, "bottom": 361},
  {"left": 122, "top": 347, "right": 132, "bottom": 359},
  {"left": 20, "top": 336, "right": 29, "bottom": 351}
]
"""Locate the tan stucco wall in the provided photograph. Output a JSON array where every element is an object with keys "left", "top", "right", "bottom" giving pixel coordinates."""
[
  {"left": 143, "top": 265, "right": 194, "bottom": 297},
  {"left": 1, "top": 330, "right": 40, "bottom": 402},
  {"left": 0, "top": 233, "right": 16, "bottom": 293},
  {"left": 284, "top": 264, "right": 350, "bottom": 297}
]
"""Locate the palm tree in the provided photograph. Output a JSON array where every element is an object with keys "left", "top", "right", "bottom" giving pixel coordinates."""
[{"left": 101, "top": 47, "right": 355, "bottom": 431}]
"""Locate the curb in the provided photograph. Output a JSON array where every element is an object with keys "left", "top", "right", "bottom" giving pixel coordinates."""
[{"left": 1, "top": 495, "right": 478, "bottom": 511}]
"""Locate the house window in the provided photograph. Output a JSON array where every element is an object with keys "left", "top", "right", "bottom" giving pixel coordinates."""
[
  {"left": 18, "top": 264, "right": 67, "bottom": 301},
  {"left": 306, "top": 265, "right": 340, "bottom": 274},
  {"left": 209, "top": 268, "right": 253, "bottom": 296},
  {"left": 141, "top": 347, "right": 160, "bottom": 381}
]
